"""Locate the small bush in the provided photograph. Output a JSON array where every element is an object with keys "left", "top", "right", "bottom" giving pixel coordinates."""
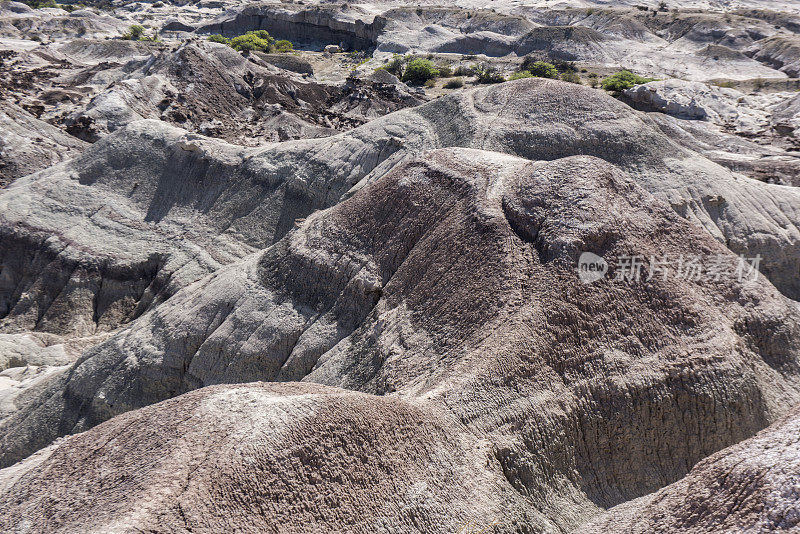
[
  {"left": 527, "top": 61, "right": 558, "bottom": 79},
  {"left": 453, "top": 65, "right": 475, "bottom": 77},
  {"left": 601, "top": 69, "right": 654, "bottom": 91},
  {"left": 552, "top": 59, "right": 577, "bottom": 73},
  {"left": 587, "top": 72, "right": 599, "bottom": 88},
  {"left": 509, "top": 70, "right": 533, "bottom": 80},
  {"left": 382, "top": 54, "right": 407, "bottom": 77},
  {"left": 560, "top": 71, "right": 582, "bottom": 84},
  {"left": 121, "top": 24, "right": 145, "bottom": 40},
  {"left": 29, "top": 0, "right": 57, "bottom": 8},
  {"left": 249, "top": 30, "right": 274, "bottom": 41},
  {"left": 207, "top": 34, "right": 229, "bottom": 44},
  {"left": 274, "top": 39, "right": 293, "bottom": 52},
  {"left": 229, "top": 31, "right": 274, "bottom": 52},
  {"left": 474, "top": 63, "right": 505, "bottom": 84},
  {"left": 444, "top": 77, "right": 464, "bottom": 89},
  {"left": 436, "top": 64, "right": 453, "bottom": 77},
  {"left": 401, "top": 58, "right": 439, "bottom": 85},
  {"left": 520, "top": 56, "right": 545, "bottom": 72},
  {"left": 424, "top": 78, "right": 436, "bottom": 88}
]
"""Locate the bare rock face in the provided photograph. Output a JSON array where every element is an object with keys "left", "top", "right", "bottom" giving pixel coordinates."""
[
  {"left": 0, "top": 4, "right": 129, "bottom": 41},
  {"left": 749, "top": 35, "right": 800, "bottom": 78},
  {"left": 0, "top": 102, "right": 87, "bottom": 186},
  {"left": 579, "top": 404, "right": 800, "bottom": 533},
  {"left": 773, "top": 92, "right": 800, "bottom": 139},
  {"left": 2, "top": 3, "right": 800, "bottom": 531},
  {"left": 2, "top": 148, "right": 799, "bottom": 532},
  {"left": 58, "top": 39, "right": 423, "bottom": 145},
  {"left": 646, "top": 111, "right": 800, "bottom": 186},
  {"left": 196, "top": 3, "right": 384, "bottom": 51},
  {"left": 0, "top": 382, "right": 522, "bottom": 533},
  {"left": 64, "top": 40, "right": 344, "bottom": 144},
  {"left": 621, "top": 79, "right": 800, "bottom": 185},
  {"left": 622, "top": 79, "right": 796, "bottom": 136},
  {"left": 3, "top": 79, "right": 800, "bottom": 343}
]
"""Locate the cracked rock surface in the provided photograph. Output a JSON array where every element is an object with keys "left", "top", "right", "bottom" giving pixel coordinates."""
[{"left": 580, "top": 404, "right": 800, "bottom": 533}]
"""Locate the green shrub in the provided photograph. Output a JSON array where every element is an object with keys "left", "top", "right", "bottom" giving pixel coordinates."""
[
  {"left": 517, "top": 54, "right": 556, "bottom": 74},
  {"left": 249, "top": 30, "right": 274, "bottom": 41},
  {"left": 207, "top": 34, "right": 229, "bottom": 44},
  {"left": 587, "top": 72, "right": 599, "bottom": 88},
  {"left": 560, "top": 71, "right": 582, "bottom": 84},
  {"left": 527, "top": 61, "right": 558, "bottom": 79},
  {"left": 29, "top": 0, "right": 57, "bottom": 8},
  {"left": 121, "top": 24, "right": 145, "bottom": 40},
  {"left": 509, "top": 70, "right": 533, "bottom": 80},
  {"left": 444, "top": 77, "right": 464, "bottom": 89},
  {"left": 601, "top": 70, "right": 654, "bottom": 91},
  {"left": 401, "top": 58, "right": 439, "bottom": 85},
  {"left": 474, "top": 63, "right": 505, "bottom": 84},
  {"left": 229, "top": 31, "right": 274, "bottom": 52},
  {"left": 382, "top": 54, "right": 407, "bottom": 77},
  {"left": 274, "top": 39, "right": 293, "bottom": 52},
  {"left": 424, "top": 78, "right": 436, "bottom": 88}
]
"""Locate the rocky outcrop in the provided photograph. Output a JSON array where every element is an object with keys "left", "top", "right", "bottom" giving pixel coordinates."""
[
  {"left": 749, "top": 35, "right": 800, "bottom": 78},
  {"left": 646, "top": 110, "right": 800, "bottom": 186},
  {"left": 772, "top": 92, "right": 800, "bottom": 139},
  {"left": 3, "top": 79, "right": 800, "bottom": 342},
  {"left": 62, "top": 40, "right": 421, "bottom": 145},
  {"left": 0, "top": 382, "right": 524, "bottom": 533},
  {"left": 0, "top": 0, "right": 800, "bottom": 534},
  {"left": 196, "top": 4, "right": 385, "bottom": 51},
  {"left": 2, "top": 4, "right": 800, "bottom": 531},
  {"left": 579, "top": 404, "right": 800, "bottom": 533},
  {"left": 64, "top": 41, "right": 341, "bottom": 144},
  {"left": 2, "top": 147, "right": 800, "bottom": 530},
  {"left": 0, "top": 332, "right": 71, "bottom": 370},
  {"left": 621, "top": 79, "right": 800, "bottom": 183},
  {"left": 0, "top": 4, "right": 129, "bottom": 40},
  {"left": 624, "top": 80, "right": 711, "bottom": 120},
  {"left": 0, "top": 102, "right": 87, "bottom": 186},
  {"left": 622, "top": 78, "right": 797, "bottom": 134},
  {"left": 250, "top": 50, "right": 314, "bottom": 74}
]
